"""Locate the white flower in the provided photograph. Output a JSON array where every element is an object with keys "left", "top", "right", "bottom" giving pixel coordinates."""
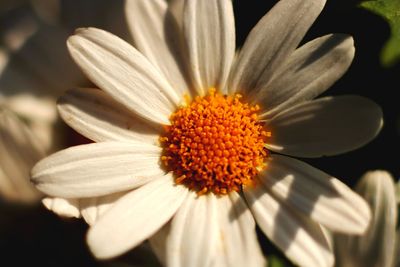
[
  {"left": 332, "top": 170, "right": 399, "bottom": 267},
  {"left": 32, "top": 0, "right": 383, "bottom": 267}
]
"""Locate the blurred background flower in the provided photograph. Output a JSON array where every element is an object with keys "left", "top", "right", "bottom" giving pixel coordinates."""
[{"left": 332, "top": 170, "right": 399, "bottom": 267}]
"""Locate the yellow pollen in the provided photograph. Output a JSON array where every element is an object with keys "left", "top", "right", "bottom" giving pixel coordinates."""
[{"left": 160, "top": 88, "right": 270, "bottom": 195}]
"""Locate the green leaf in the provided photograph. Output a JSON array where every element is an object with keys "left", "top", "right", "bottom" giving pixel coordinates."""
[
  {"left": 360, "top": 0, "right": 400, "bottom": 67},
  {"left": 268, "top": 255, "right": 295, "bottom": 267},
  {"left": 268, "top": 255, "right": 285, "bottom": 267}
]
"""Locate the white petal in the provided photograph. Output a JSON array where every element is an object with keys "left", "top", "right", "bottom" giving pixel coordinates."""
[
  {"left": 42, "top": 197, "right": 81, "bottom": 218},
  {"left": 67, "top": 27, "right": 180, "bottom": 125},
  {"left": 149, "top": 222, "right": 171, "bottom": 267},
  {"left": 80, "top": 192, "right": 126, "bottom": 225},
  {"left": 183, "top": 0, "right": 235, "bottom": 95},
  {"left": 244, "top": 185, "right": 333, "bottom": 267},
  {"left": 166, "top": 191, "right": 218, "bottom": 267},
  {"left": 0, "top": 44, "right": 9, "bottom": 71},
  {"left": 228, "top": 0, "right": 326, "bottom": 95},
  {"left": 334, "top": 171, "right": 397, "bottom": 267},
  {"left": 258, "top": 34, "right": 355, "bottom": 118},
  {"left": 214, "top": 192, "right": 266, "bottom": 267},
  {"left": 265, "top": 96, "right": 383, "bottom": 157},
  {"left": 0, "top": 109, "right": 43, "bottom": 203},
  {"left": 87, "top": 174, "right": 188, "bottom": 259},
  {"left": 32, "top": 141, "right": 163, "bottom": 198},
  {"left": 259, "top": 155, "right": 371, "bottom": 234},
  {"left": 4, "top": 95, "right": 59, "bottom": 151},
  {"left": 0, "top": 167, "right": 17, "bottom": 202},
  {"left": 125, "top": 0, "right": 190, "bottom": 95},
  {"left": 58, "top": 88, "right": 160, "bottom": 144},
  {"left": 4, "top": 94, "right": 57, "bottom": 126}
]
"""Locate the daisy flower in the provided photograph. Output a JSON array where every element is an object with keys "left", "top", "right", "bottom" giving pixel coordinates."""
[
  {"left": 332, "top": 171, "right": 399, "bottom": 267},
  {"left": 32, "top": 0, "right": 383, "bottom": 266}
]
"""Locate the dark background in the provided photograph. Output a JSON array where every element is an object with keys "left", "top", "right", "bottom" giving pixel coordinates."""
[{"left": 1, "top": 0, "right": 399, "bottom": 266}]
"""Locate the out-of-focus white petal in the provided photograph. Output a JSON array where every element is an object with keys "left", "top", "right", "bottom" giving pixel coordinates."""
[
  {"left": 183, "top": 0, "right": 235, "bottom": 95},
  {"left": 265, "top": 96, "right": 383, "bottom": 158},
  {"left": 228, "top": 0, "right": 326, "bottom": 95},
  {"left": 259, "top": 155, "right": 371, "bottom": 234},
  {"left": 87, "top": 174, "right": 188, "bottom": 259},
  {"left": 42, "top": 197, "right": 81, "bottom": 218},
  {"left": 32, "top": 141, "right": 163, "bottom": 198},
  {"left": 334, "top": 171, "right": 397, "bottom": 267},
  {"left": 244, "top": 184, "right": 333, "bottom": 267},
  {"left": 58, "top": 88, "right": 160, "bottom": 144},
  {"left": 67, "top": 27, "right": 180, "bottom": 125},
  {"left": 0, "top": 109, "right": 43, "bottom": 203},
  {"left": 166, "top": 192, "right": 218, "bottom": 267},
  {"left": 257, "top": 34, "right": 355, "bottom": 118},
  {"left": 125, "top": 0, "right": 190, "bottom": 96},
  {"left": 3, "top": 94, "right": 59, "bottom": 151}
]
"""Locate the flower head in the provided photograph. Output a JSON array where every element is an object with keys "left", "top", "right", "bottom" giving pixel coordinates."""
[
  {"left": 32, "top": 0, "right": 383, "bottom": 267},
  {"left": 160, "top": 88, "right": 270, "bottom": 195}
]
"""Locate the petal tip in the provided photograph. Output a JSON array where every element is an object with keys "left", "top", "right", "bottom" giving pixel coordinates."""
[{"left": 86, "top": 227, "right": 121, "bottom": 260}]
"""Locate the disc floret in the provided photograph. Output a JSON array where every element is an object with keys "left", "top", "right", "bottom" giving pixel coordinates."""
[{"left": 161, "top": 89, "right": 270, "bottom": 195}]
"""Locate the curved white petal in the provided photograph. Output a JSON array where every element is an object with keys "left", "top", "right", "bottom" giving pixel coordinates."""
[
  {"left": 42, "top": 197, "right": 81, "bottom": 218},
  {"left": 80, "top": 192, "right": 126, "bottom": 226},
  {"left": 149, "top": 222, "right": 171, "bottom": 267},
  {"left": 87, "top": 174, "right": 188, "bottom": 259},
  {"left": 125, "top": 0, "right": 190, "bottom": 96},
  {"left": 228, "top": 0, "right": 326, "bottom": 95},
  {"left": 265, "top": 96, "right": 383, "bottom": 158},
  {"left": 244, "top": 184, "right": 333, "bottom": 267},
  {"left": 183, "top": 0, "right": 235, "bottom": 95},
  {"left": 67, "top": 27, "right": 180, "bottom": 125},
  {"left": 258, "top": 34, "right": 355, "bottom": 118},
  {"left": 166, "top": 192, "right": 218, "bottom": 267},
  {"left": 259, "top": 155, "right": 371, "bottom": 234},
  {"left": 0, "top": 109, "right": 43, "bottom": 203},
  {"left": 334, "top": 171, "right": 397, "bottom": 267},
  {"left": 4, "top": 95, "right": 59, "bottom": 151},
  {"left": 58, "top": 88, "right": 160, "bottom": 144},
  {"left": 32, "top": 141, "right": 163, "bottom": 198},
  {"left": 214, "top": 192, "right": 265, "bottom": 267}
]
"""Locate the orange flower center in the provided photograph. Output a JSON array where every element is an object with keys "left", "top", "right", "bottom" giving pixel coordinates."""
[{"left": 160, "top": 89, "right": 270, "bottom": 195}]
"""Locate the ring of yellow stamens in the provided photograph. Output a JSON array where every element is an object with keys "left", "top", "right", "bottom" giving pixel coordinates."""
[{"left": 160, "top": 88, "right": 270, "bottom": 195}]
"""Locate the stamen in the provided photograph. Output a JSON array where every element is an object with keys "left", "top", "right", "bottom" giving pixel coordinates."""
[{"left": 160, "top": 88, "right": 270, "bottom": 195}]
